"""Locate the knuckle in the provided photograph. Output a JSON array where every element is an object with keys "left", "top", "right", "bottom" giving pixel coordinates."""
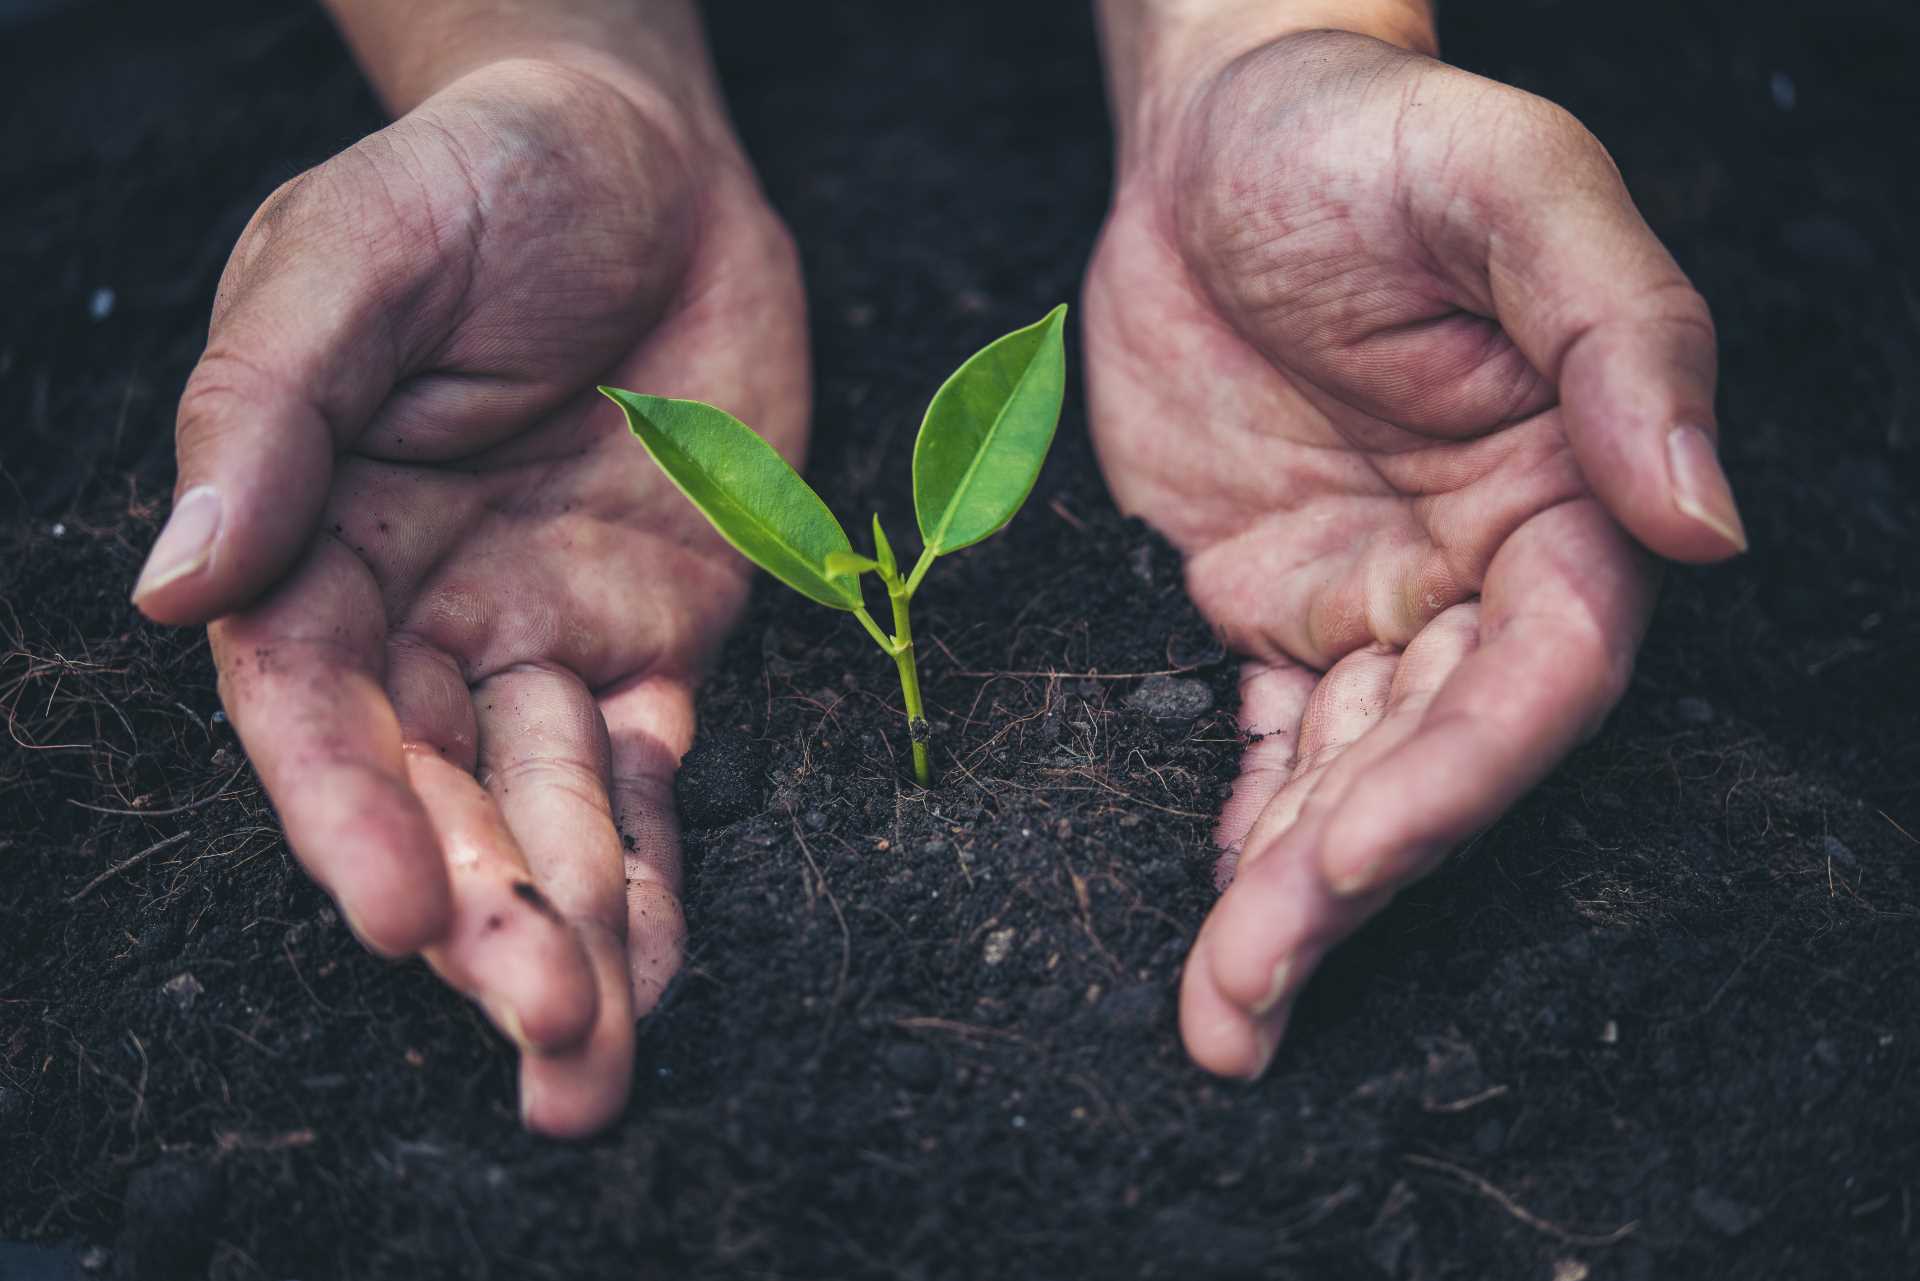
[
  {"left": 611, "top": 766, "right": 676, "bottom": 819},
  {"left": 244, "top": 172, "right": 313, "bottom": 246},
  {"left": 175, "top": 346, "right": 276, "bottom": 452},
  {"left": 222, "top": 173, "right": 312, "bottom": 295},
  {"left": 224, "top": 134, "right": 447, "bottom": 310},
  {"left": 1505, "top": 91, "right": 1607, "bottom": 164},
  {"left": 218, "top": 164, "right": 360, "bottom": 313},
  {"left": 1286, "top": 740, "right": 1344, "bottom": 782},
  {"left": 484, "top": 754, "right": 610, "bottom": 812},
  {"left": 1648, "top": 279, "right": 1717, "bottom": 340}
]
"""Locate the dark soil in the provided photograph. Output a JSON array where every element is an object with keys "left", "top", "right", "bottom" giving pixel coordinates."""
[{"left": 3, "top": 2, "right": 1918, "bottom": 1278}]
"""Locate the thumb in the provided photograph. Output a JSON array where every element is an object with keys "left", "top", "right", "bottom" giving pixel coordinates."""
[
  {"left": 133, "top": 153, "right": 426, "bottom": 624},
  {"left": 1479, "top": 101, "right": 1746, "bottom": 563}
]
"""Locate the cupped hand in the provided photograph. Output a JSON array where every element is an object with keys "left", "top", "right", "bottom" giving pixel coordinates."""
[
  {"left": 133, "top": 58, "right": 807, "bottom": 1134},
  {"left": 1083, "top": 29, "right": 1745, "bottom": 1076}
]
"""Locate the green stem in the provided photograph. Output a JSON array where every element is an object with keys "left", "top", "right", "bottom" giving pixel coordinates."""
[
  {"left": 888, "top": 581, "right": 931, "bottom": 787},
  {"left": 852, "top": 606, "right": 894, "bottom": 654},
  {"left": 903, "top": 545, "right": 938, "bottom": 599},
  {"left": 852, "top": 592, "right": 932, "bottom": 786}
]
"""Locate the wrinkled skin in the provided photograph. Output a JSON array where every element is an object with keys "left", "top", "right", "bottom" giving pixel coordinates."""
[
  {"left": 134, "top": 59, "right": 807, "bottom": 1136},
  {"left": 136, "top": 25, "right": 1748, "bottom": 1136},
  {"left": 1083, "top": 31, "right": 1742, "bottom": 1076}
]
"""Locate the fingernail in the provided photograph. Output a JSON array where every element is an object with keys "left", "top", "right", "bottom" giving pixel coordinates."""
[
  {"left": 1326, "top": 852, "right": 1380, "bottom": 897},
  {"left": 1247, "top": 1016, "right": 1284, "bottom": 1080},
  {"left": 132, "top": 485, "right": 222, "bottom": 599},
  {"left": 484, "top": 998, "right": 534, "bottom": 1052},
  {"left": 1251, "top": 955, "right": 1293, "bottom": 1017},
  {"left": 337, "top": 901, "right": 394, "bottom": 958},
  {"left": 1666, "top": 426, "right": 1748, "bottom": 552}
]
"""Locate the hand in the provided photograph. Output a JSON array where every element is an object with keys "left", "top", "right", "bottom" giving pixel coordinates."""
[
  {"left": 133, "top": 57, "right": 807, "bottom": 1134},
  {"left": 1083, "top": 22, "right": 1745, "bottom": 1076}
]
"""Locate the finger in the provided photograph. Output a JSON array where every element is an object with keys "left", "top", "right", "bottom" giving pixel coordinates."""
[
  {"left": 1232, "top": 644, "right": 1398, "bottom": 875},
  {"left": 131, "top": 159, "right": 419, "bottom": 624},
  {"left": 407, "top": 745, "right": 600, "bottom": 1055},
  {"left": 473, "top": 661, "right": 635, "bottom": 1136},
  {"left": 1214, "top": 660, "right": 1315, "bottom": 879},
  {"left": 385, "top": 636, "right": 479, "bottom": 771},
  {"left": 1471, "top": 99, "right": 1745, "bottom": 561},
  {"left": 1180, "top": 843, "right": 1355, "bottom": 1080},
  {"left": 1316, "top": 500, "right": 1653, "bottom": 894},
  {"left": 519, "top": 927, "right": 636, "bottom": 1138},
  {"left": 1185, "top": 502, "right": 1651, "bottom": 1079},
  {"left": 599, "top": 674, "right": 697, "bottom": 1014},
  {"left": 1180, "top": 606, "right": 1483, "bottom": 1077},
  {"left": 208, "top": 538, "right": 450, "bottom": 956}
]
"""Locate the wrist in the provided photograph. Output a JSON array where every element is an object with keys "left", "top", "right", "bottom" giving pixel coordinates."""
[
  {"left": 320, "top": 0, "right": 737, "bottom": 154},
  {"left": 1096, "top": 0, "right": 1438, "bottom": 178}
]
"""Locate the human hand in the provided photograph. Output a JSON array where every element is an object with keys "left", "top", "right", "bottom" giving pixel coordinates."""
[
  {"left": 133, "top": 54, "right": 806, "bottom": 1134},
  {"left": 1084, "top": 13, "right": 1745, "bottom": 1076}
]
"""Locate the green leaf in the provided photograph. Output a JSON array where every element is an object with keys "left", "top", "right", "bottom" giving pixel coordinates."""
[
  {"left": 825, "top": 551, "right": 880, "bottom": 579},
  {"left": 600, "top": 388, "right": 862, "bottom": 611},
  {"left": 870, "top": 514, "right": 898, "bottom": 579},
  {"left": 913, "top": 304, "right": 1068, "bottom": 556}
]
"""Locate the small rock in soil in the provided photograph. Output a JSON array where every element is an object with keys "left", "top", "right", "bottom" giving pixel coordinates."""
[
  {"left": 1821, "top": 835, "right": 1857, "bottom": 867},
  {"left": 116, "top": 1158, "right": 223, "bottom": 1281},
  {"left": 0, "top": 1084, "right": 25, "bottom": 1129},
  {"left": 883, "top": 1042, "right": 944, "bottom": 1091},
  {"left": 982, "top": 927, "right": 1017, "bottom": 966},
  {"left": 1138, "top": 854, "right": 1185, "bottom": 892},
  {"left": 674, "top": 731, "right": 766, "bottom": 829},
  {"left": 1126, "top": 675, "right": 1215, "bottom": 722},
  {"left": 1128, "top": 542, "right": 1155, "bottom": 585},
  {"left": 1673, "top": 695, "right": 1715, "bottom": 725},
  {"left": 159, "top": 972, "right": 202, "bottom": 1014},
  {"left": 1099, "top": 983, "right": 1169, "bottom": 1033},
  {"left": 1690, "top": 1185, "right": 1762, "bottom": 1237}
]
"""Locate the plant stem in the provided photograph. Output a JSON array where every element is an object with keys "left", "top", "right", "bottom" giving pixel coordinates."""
[
  {"left": 852, "top": 606, "right": 895, "bottom": 654},
  {"left": 903, "top": 546, "right": 938, "bottom": 599},
  {"left": 887, "top": 580, "right": 931, "bottom": 786},
  {"left": 853, "top": 589, "right": 932, "bottom": 786}
]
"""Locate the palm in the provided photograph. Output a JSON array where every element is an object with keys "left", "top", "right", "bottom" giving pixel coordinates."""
[
  {"left": 324, "top": 413, "right": 744, "bottom": 698},
  {"left": 162, "top": 61, "right": 807, "bottom": 1133},
  {"left": 1083, "top": 32, "right": 1706, "bottom": 1076}
]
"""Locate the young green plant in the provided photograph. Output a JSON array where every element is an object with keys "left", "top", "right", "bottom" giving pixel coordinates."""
[{"left": 601, "top": 304, "right": 1068, "bottom": 787}]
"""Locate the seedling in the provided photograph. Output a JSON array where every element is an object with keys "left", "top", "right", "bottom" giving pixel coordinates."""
[{"left": 601, "top": 304, "right": 1068, "bottom": 787}]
